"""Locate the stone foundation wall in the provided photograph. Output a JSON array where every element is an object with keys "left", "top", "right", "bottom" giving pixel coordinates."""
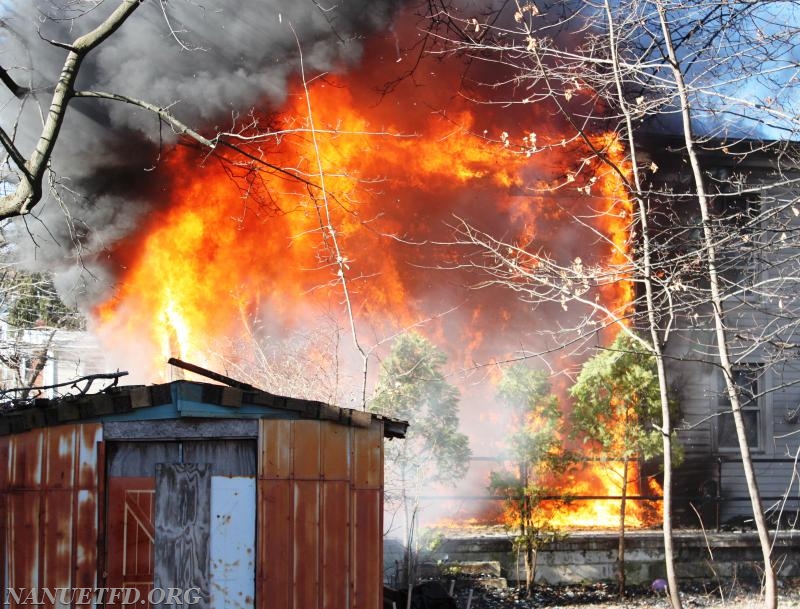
[{"left": 429, "top": 530, "right": 800, "bottom": 586}]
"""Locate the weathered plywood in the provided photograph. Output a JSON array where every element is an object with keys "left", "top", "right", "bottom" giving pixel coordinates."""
[
  {"left": 209, "top": 476, "right": 256, "bottom": 609},
  {"left": 103, "top": 419, "right": 259, "bottom": 441},
  {"left": 107, "top": 442, "right": 180, "bottom": 477},
  {"left": 153, "top": 463, "right": 211, "bottom": 609},
  {"left": 185, "top": 440, "right": 256, "bottom": 476}
]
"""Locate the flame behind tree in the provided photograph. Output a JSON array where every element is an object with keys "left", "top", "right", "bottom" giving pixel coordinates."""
[
  {"left": 489, "top": 365, "right": 571, "bottom": 598},
  {"left": 569, "top": 332, "right": 679, "bottom": 597}
]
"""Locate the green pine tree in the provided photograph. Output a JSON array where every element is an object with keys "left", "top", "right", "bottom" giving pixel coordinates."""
[{"left": 370, "top": 333, "right": 471, "bottom": 587}]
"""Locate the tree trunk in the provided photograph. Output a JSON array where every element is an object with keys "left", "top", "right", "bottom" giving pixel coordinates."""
[
  {"left": 655, "top": 4, "right": 776, "bottom": 608},
  {"left": 602, "top": 2, "right": 682, "bottom": 604},
  {"left": 524, "top": 538, "right": 534, "bottom": 597},
  {"left": 520, "top": 461, "right": 534, "bottom": 597},
  {"left": 617, "top": 459, "right": 628, "bottom": 598}
]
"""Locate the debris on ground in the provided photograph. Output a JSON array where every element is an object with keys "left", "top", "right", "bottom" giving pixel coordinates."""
[
  {"left": 432, "top": 578, "right": 800, "bottom": 609},
  {"left": 385, "top": 581, "right": 458, "bottom": 608}
]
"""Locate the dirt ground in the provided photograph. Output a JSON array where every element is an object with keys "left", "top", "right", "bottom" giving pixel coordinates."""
[{"left": 449, "top": 581, "right": 800, "bottom": 609}]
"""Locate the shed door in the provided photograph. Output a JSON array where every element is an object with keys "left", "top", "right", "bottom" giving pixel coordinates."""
[
  {"left": 105, "top": 441, "right": 256, "bottom": 609},
  {"left": 106, "top": 477, "right": 156, "bottom": 597}
]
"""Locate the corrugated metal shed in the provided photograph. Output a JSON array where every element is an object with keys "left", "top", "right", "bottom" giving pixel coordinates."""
[
  {"left": 1, "top": 379, "right": 406, "bottom": 609},
  {"left": 1, "top": 424, "right": 102, "bottom": 608},
  {"left": 257, "top": 419, "right": 384, "bottom": 609}
]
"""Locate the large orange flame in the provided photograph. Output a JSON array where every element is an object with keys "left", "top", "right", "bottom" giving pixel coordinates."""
[{"left": 93, "top": 34, "right": 659, "bottom": 528}]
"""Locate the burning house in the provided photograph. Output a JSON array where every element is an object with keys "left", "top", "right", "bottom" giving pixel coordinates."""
[
  {"left": 429, "top": 138, "right": 800, "bottom": 586},
  {"left": 0, "top": 363, "right": 407, "bottom": 609},
  {"left": 642, "top": 139, "right": 800, "bottom": 529}
]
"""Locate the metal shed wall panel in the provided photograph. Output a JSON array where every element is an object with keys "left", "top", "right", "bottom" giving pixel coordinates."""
[
  {"left": 259, "top": 420, "right": 293, "bottom": 479},
  {"left": 257, "top": 480, "right": 292, "bottom": 608},
  {"left": 257, "top": 419, "right": 384, "bottom": 609},
  {"left": 320, "top": 481, "right": 349, "bottom": 609},
  {"left": 209, "top": 476, "right": 256, "bottom": 609},
  {"left": 1, "top": 424, "right": 102, "bottom": 609}
]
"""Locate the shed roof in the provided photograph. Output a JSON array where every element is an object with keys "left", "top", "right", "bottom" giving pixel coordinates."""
[{"left": 0, "top": 378, "right": 408, "bottom": 439}]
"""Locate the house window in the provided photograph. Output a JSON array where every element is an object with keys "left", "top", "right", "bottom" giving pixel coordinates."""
[
  {"left": 718, "top": 364, "right": 764, "bottom": 451},
  {"left": 714, "top": 193, "right": 762, "bottom": 296}
]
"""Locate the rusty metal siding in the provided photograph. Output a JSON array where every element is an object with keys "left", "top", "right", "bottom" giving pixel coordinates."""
[
  {"left": 321, "top": 424, "right": 350, "bottom": 480},
  {"left": 353, "top": 421, "right": 383, "bottom": 489},
  {"left": 292, "top": 421, "right": 321, "bottom": 479},
  {"left": 256, "top": 419, "right": 384, "bottom": 609},
  {"left": 293, "top": 481, "right": 320, "bottom": 609},
  {"left": 43, "top": 490, "right": 73, "bottom": 608},
  {"left": 9, "top": 428, "right": 43, "bottom": 489},
  {"left": 0, "top": 436, "right": 8, "bottom": 601},
  {"left": 1, "top": 424, "right": 102, "bottom": 608},
  {"left": 257, "top": 480, "right": 292, "bottom": 609},
  {"left": 320, "top": 481, "right": 349, "bottom": 609},
  {"left": 7, "top": 491, "right": 41, "bottom": 593},
  {"left": 352, "top": 490, "right": 382, "bottom": 609},
  {"left": 259, "top": 420, "right": 293, "bottom": 479}
]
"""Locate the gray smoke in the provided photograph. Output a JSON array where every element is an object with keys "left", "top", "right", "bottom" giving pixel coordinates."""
[{"left": 0, "top": 0, "right": 403, "bottom": 303}]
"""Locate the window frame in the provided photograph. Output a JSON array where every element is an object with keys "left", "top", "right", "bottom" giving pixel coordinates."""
[{"left": 716, "top": 363, "right": 772, "bottom": 455}]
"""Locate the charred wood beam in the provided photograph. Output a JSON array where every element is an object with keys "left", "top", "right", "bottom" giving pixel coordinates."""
[{"left": 167, "top": 357, "right": 258, "bottom": 391}]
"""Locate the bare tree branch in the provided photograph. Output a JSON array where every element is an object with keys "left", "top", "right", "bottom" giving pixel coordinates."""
[
  {"left": 0, "top": 0, "right": 143, "bottom": 219},
  {"left": 0, "top": 64, "right": 29, "bottom": 98}
]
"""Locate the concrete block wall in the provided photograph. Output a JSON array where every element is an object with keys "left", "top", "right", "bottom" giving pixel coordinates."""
[{"left": 431, "top": 530, "right": 800, "bottom": 586}]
